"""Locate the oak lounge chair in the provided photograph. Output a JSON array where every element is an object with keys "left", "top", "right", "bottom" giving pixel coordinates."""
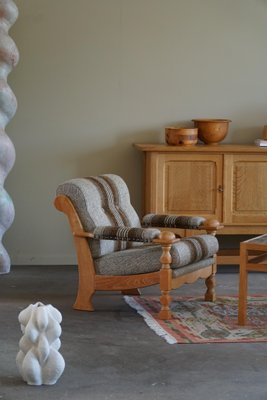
[{"left": 54, "top": 174, "right": 221, "bottom": 319}]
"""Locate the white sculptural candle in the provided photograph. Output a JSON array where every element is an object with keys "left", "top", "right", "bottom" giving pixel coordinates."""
[{"left": 16, "top": 302, "right": 65, "bottom": 385}]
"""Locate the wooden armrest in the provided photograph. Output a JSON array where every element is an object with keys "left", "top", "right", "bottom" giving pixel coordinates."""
[
  {"left": 199, "top": 219, "right": 224, "bottom": 235},
  {"left": 153, "top": 231, "right": 180, "bottom": 245}
]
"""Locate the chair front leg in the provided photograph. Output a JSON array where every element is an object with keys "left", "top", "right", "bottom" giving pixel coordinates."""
[
  {"left": 155, "top": 232, "right": 177, "bottom": 320},
  {"left": 73, "top": 236, "right": 96, "bottom": 311},
  {"left": 159, "top": 266, "right": 172, "bottom": 320}
]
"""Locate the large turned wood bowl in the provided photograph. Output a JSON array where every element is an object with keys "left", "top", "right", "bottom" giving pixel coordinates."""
[{"left": 192, "top": 119, "right": 231, "bottom": 145}]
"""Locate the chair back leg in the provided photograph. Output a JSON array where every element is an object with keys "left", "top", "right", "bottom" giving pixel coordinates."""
[{"left": 204, "top": 261, "right": 217, "bottom": 302}]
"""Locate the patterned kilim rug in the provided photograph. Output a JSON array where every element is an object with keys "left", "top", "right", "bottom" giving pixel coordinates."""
[{"left": 124, "top": 295, "right": 267, "bottom": 344}]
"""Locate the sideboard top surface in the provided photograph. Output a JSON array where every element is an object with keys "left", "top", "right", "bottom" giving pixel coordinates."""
[{"left": 134, "top": 143, "right": 267, "bottom": 153}]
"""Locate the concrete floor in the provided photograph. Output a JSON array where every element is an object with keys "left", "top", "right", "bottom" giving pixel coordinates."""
[{"left": 1, "top": 265, "right": 267, "bottom": 400}]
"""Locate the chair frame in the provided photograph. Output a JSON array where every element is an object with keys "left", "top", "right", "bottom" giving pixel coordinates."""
[{"left": 55, "top": 194, "right": 219, "bottom": 319}]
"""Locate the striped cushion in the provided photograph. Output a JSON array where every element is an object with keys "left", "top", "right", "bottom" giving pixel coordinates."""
[
  {"left": 142, "top": 213, "right": 205, "bottom": 229},
  {"left": 94, "top": 234, "right": 218, "bottom": 276},
  {"left": 171, "top": 235, "right": 218, "bottom": 266},
  {"left": 56, "top": 175, "right": 141, "bottom": 258}
]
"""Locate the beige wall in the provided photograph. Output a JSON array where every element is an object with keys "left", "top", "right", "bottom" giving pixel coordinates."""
[{"left": 5, "top": 0, "right": 267, "bottom": 265}]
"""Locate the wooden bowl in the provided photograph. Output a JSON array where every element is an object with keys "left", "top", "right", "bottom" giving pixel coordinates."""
[
  {"left": 192, "top": 119, "right": 231, "bottom": 145},
  {"left": 165, "top": 127, "right": 198, "bottom": 146}
]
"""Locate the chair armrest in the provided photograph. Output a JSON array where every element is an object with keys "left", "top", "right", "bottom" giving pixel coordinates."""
[
  {"left": 142, "top": 214, "right": 223, "bottom": 235},
  {"left": 142, "top": 213, "right": 206, "bottom": 230},
  {"left": 92, "top": 226, "right": 161, "bottom": 243}
]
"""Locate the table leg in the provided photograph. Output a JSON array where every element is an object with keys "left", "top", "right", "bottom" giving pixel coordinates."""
[{"left": 238, "top": 243, "right": 248, "bottom": 325}]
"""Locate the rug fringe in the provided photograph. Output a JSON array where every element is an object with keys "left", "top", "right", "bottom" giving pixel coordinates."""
[{"left": 124, "top": 296, "right": 177, "bottom": 345}]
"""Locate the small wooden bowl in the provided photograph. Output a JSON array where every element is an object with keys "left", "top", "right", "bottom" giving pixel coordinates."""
[{"left": 165, "top": 127, "right": 198, "bottom": 146}]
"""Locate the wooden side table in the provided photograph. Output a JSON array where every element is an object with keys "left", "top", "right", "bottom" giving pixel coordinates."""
[{"left": 238, "top": 234, "right": 267, "bottom": 325}]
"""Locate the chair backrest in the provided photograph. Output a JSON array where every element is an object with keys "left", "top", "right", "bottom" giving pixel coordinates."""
[{"left": 56, "top": 174, "right": 141, "bottom": 258}]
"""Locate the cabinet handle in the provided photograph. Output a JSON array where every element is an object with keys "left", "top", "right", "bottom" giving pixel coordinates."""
[{"left": 217, "top": 185, "right": 224, "bottom": 192}]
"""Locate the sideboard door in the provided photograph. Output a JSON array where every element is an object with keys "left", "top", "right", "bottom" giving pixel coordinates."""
[
  {"left": 145, "top": 153, "right": 223, "bottom": 220},
  {"left": 224, "top": 154, "right": 267, "bottom": 224}
]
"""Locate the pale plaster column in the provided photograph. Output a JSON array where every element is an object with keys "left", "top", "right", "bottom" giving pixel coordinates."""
[{"left": 0, "top": 0, "right": 19, "bottom": 273}]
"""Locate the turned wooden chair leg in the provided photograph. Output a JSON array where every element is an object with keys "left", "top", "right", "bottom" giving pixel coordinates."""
[
  {"left": 157, "top": 232, "right": 175, "bottom": 320},
  {"left": 121, "top": 288, "right": 140, "bottom": 295},
  {"left": 159, "top": 287, "right": 172, "bottom": 320},
  {"left": 205, "top": 264, "right": 216, "bottom": 302}
]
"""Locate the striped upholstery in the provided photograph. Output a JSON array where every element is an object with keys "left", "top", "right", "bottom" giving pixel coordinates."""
[
  {"left": 142, "top": 213, "right": 206, "bottom": 229},
  {"left": 94, "top": 235, "right": 218, "bottom": 276},
  {"left": 93, "top": 226, "right": 161, "bottom": 243},
  {"left": 56, "top": 175, "right": 141, "bottom": 258}
]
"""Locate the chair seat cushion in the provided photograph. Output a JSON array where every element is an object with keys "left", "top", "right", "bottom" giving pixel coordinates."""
[{"left": 94, "top": 234, "right": 218, "bottom": 276}]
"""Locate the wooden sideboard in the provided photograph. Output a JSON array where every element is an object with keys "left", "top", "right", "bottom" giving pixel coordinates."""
[{"left": 135, "top": 143, "right": 267, "bottom": 265}]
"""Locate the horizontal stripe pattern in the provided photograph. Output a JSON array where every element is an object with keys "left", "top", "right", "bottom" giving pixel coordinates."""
[
  {"left": 142, "top": 213, "right": 205, "bottom": 229},
  {"left": 93, "top": 226, "right": 161, "bottom": 243}
]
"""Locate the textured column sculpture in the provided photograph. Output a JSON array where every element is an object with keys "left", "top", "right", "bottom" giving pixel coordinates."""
[
  {"left": 0, "top": 0, "right": 19, "bottom": 273},
  {"left": 16, "top": 302, "right": 65, "bottom": 386}
]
